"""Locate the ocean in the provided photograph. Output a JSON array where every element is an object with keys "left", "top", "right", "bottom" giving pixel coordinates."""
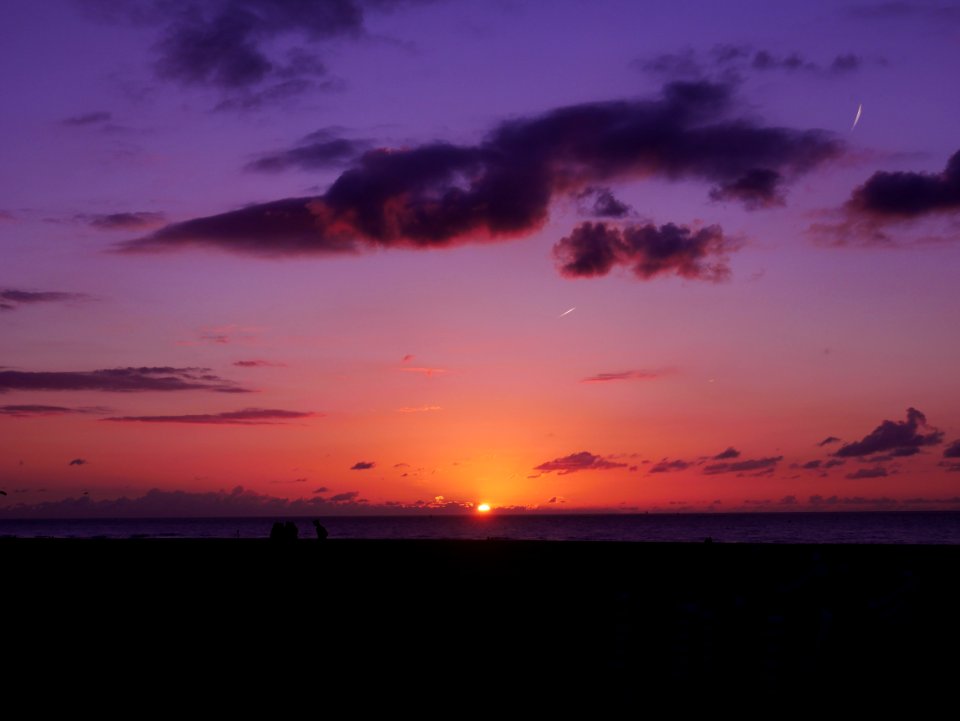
[{"left": 1, "top": 510, "right": 958, "bottom": 543}]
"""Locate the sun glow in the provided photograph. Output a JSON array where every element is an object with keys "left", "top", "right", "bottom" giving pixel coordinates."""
[{"left": 477, "top": 503, "right": 491, "bottom": 513}]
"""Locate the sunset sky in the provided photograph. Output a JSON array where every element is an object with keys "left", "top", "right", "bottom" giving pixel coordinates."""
[{"left": 2, "top": 0, "right": 960, "bottom": 516}]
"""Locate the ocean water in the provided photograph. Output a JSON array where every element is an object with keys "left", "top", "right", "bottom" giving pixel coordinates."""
[{"left": 1, "top": 511, "right": 958, "bottom": 543}]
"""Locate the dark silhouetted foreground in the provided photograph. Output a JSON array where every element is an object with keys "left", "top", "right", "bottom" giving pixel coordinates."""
[{"left": 4, "top": 538, "right": 958, "bottom": 706}]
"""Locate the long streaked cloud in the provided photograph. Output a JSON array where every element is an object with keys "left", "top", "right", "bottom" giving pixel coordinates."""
[
  {"left": 533, "top": 451, "right": 627, "bottom": 475},
  {"left": 648, "top": 458, "right": 691, "bottom": 474},
  {"left": 121, "top": 81, "right": 841, "bottom": 267},
  {"left": 104, "top": 408, "right": 315, "bottom": 425},
  {"left": 580, "top": 369, "right": 664, "bottom": 383},
  {"left": 0, "top": 367, "right": 251, "bottom": 394},
  {"left": 846, "top": 466, "right": 889, "bottom": 480},
  {"left": 400, "top": 367, "right": 447, "bottom": 378},
  {"left": 554, "top": 221, "right": 735, "bottom": 281},
  {"left": 1, "top": 289, "right": 91, "bottom": 312},
  {"left": 233, "top": 359, "right": 286, "bottom": 368},
  {"left": 640, "top": 45, "right": 866, "bottom": 81},
  {"left": 397, "top": 405, "right": 442, "bottom": 413},
  {"left": 834, "top": 407, "right": 943, "bottom": 457},
  {"left": 0, "top": 405, "right": 108, "bottom": 418},
  {"left": 702, "top": 455, "right": 782, "bottom": 475}
]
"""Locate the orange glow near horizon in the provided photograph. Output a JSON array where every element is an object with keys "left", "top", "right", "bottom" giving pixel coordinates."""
[{"left": 477, "top": 503, "right": 491, "bottom": 513}]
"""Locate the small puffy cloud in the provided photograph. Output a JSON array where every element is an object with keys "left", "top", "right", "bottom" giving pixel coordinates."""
[
  {"left": 649, "top": 458, "right": 691, "bottom": 474},
  {"left": 834, "top": 408, "right": 943, "bottom": 457},
  {"left": 818, "top": 436, "right": 841, "bottom": 446},
  {"left": 534, "top": 451, "right": 627, "bottom": 475},
  {"left": 943, "top": 440, "right": 960, "bottom": 458},
  {"left": 62, "top": 111, "right": 112, "bottom": 126},
  {"left": 576, "top": 187, "right": 633, "bottom": 218},
  {"left": 846, "top": 466, "right": 889, "bottom": 480},
  {"left": 350, "top": 461, "right": 375, "bottom": 470},
  {"left": 712, "top": 447, "right": 740, "bottom": 460},
  {"left": 400, "top": 367, "right": 447, "bottom": 378},
  {"left": 830, "top": 54, "right": 862, "bottom": 73},
  {"left": 104, "top": 408, "right": 315, "bottom": 425},
  {"left": 233, "top": 359, "right": 286, "bottom": 368},
  {"left": 554, "top": 221, "right": 735, "bottom": 282},
  {"left": 68, "top": 458, "right": 87, "bottom": 466},
  {"left": 709, "top": 168, "right": 784, "bottom": 208},
  {"left": 814, "top": 151, "right": 960, "bottom": 246},
  {"left": 847, "top": 150, "right": 960, "bottom": 220}
]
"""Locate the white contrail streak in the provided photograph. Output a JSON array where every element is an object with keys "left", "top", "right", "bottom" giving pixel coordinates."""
[
  {"left": 558, "top": 307, "right": 576, "bottom": 318},
  {"left": 851, "top": 103, "right": 863, "bottom": 131}
]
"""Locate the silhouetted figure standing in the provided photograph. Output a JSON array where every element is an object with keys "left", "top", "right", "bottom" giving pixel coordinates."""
[
  {"left": 270, "top": 521, "right": 285, "bottom": 541},
  {"left": 284, "top": 521, "right": 299, "bottom": 540},
  {"left": 313, "top": 520, "right": 328, "bottom": 540}
]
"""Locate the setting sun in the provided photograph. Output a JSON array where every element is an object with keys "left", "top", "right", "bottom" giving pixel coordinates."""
[{"left": 477, "top": 504, "right": 491, "bottom": 513}]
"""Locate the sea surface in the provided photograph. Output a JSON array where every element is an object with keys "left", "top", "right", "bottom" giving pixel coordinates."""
[{"left": 1, "top": 511, "right": 959, "bottom": 543}]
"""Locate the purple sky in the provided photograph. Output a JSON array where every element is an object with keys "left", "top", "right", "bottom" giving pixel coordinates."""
[{"left": 2, "top": 0, "right": 960, "bottom": 516}]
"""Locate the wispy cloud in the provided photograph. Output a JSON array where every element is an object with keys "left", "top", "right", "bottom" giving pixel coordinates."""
[
  {"left": 0, "top": 405, "right": 108, "bottom": 418},
  {"left": 1, "top": 289, "right": 92, "bottom": 312},
  {"left": 104, "top": 408, "right": 315, "bottom": 425},
  {"left": 580, "top": 369, "right": 665, "bottom": 383},
  {"left": 0, "top": 367, "right": 251, "bottom": 394}
]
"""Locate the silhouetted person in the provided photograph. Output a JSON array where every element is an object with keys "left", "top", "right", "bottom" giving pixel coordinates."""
[
  {"left": 312, "top": 520, "right": 328, "bottom": 540},
  {"left": 284, "top": 521, "right": 299, "bottom": 540},
  {"left": 270, "top": 521, "right": 285, "bottom": 541}
]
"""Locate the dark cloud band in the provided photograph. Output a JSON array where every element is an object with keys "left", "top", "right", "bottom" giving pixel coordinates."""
[{"left": 122, "top": 81, "right": 841, "bottom": 265}]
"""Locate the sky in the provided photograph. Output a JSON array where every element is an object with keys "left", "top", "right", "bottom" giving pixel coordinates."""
[{"left": 2, "top": 0, "right": 960, "bottom": 517}]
